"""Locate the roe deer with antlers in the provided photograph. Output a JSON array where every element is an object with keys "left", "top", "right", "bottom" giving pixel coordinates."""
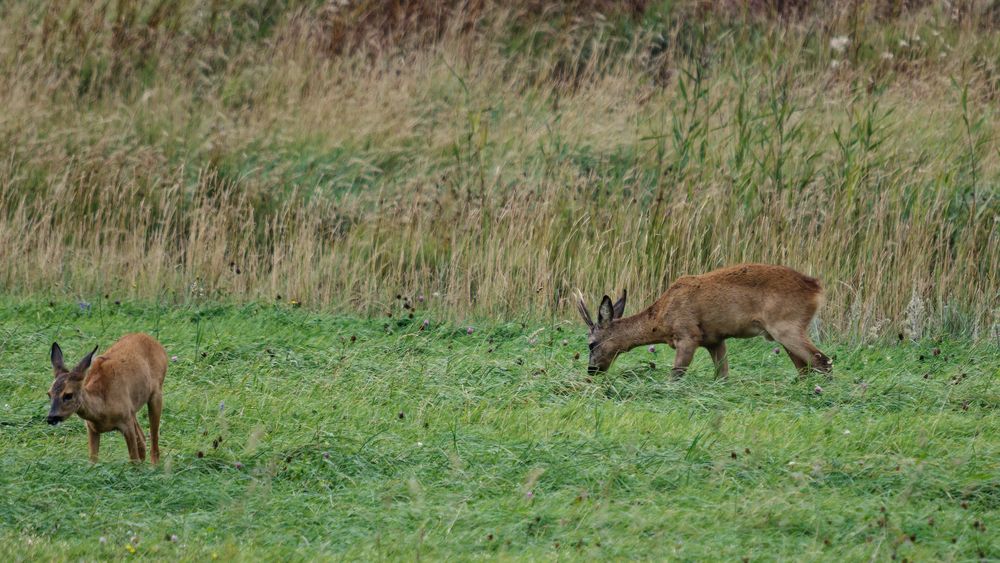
[
  {"left": 46, "top": 333, "right": 167, "bottom": 463},
  {"left": 577, "top": 264, "right": 832, "bottom": 377}
]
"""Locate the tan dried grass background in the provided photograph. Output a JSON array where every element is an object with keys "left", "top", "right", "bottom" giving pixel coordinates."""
[{"left": 0, "top": 0, "right": 997, "bottom": 339}]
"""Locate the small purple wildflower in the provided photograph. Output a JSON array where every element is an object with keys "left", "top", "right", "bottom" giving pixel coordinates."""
[
  {"left": 169, "top": 534, "right": 179, "bottom": 542},
  {"left": 773, "top": 347, "right": 781, "bottom": 355},
  {"left": 466, "top": 327, "right": 474, "bottom": 335},
  {"left": 525, "top": 490, "right": 534, "bottom": 499},
  {"left": 78, "top": 301, "right": 91, "bottom": 312},
  {"left": 422, "top": 319, "right": 430, "bottom": 328},
  {"left": 322, "top": 452, "right": 331, "bottom": 459},
  {"left": 814, "top": 385, "right": 823, "bottom": 395},
  {"left": 219, "top": 401, "right": 225, "bottom": 413},
  {"left": 234, "top": 462, "right": 244, "bottom": 470},
  {"left": 648, "top": 345, "right": 656, "bottom": 354},
  {"left": 418, "top": 294, "right": 425, "bottom": 303},
  {"left": 170, "top": 355, "right": 178, "bottom": 362}
]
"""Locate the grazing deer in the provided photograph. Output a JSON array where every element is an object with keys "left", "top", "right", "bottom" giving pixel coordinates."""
[
  {"left": 576, "top": 263, "right": 832, "bottom": 377},
  {"left": 46, "top": 333, "right": 167, "bottom": 463}
]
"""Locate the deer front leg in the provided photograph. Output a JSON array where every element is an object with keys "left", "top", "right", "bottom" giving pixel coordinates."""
[
  {"left": 671, "top": 339, "right": 697, "bottom": 378},
  {"left": 86, "top": 421, "right": 101, "bottom": 463}
]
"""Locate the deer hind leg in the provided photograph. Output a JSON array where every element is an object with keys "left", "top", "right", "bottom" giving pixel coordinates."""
[
  {"left": 770, "top": 323, "right": 832, "bottom": 375},
  {"left": 705, "top": 341, "right": 729, "bottom": 379},
  {"left": 121, "top": 423, "right": 140, "bottom": 462},
  {"left": 671, "top": 339, "right": 698, "bottom": 378},
  {"left": 805, "top": 338, "right": 833, "bottom": 374},
  {"left": 782, "top": 345, "right": 809, "bottom": 372},
  {"left": 86, "top": 421, "right": 101, "bottom": 463},
  {"left": 132, "top": 416, "right": 147, "bottom": 462},
  {"left": 148, "top": 392, "right": 162, "bottom": 464}
]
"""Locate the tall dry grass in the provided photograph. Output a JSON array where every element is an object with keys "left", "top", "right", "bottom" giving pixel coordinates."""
[{"left": 0, "top": 0, "right": 997, "bottom": 339}]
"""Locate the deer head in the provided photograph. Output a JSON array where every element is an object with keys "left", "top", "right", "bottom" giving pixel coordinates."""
[
  {"left": 576, "top": 289, "right": 626, "bottom": 373},
  {"left": 47, "top": 342, "right": 97, "bottom": 425}
]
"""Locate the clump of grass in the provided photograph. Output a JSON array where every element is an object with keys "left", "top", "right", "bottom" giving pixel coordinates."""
[{"left": 0, "top": 0, "right": 996, "bottom": 339}]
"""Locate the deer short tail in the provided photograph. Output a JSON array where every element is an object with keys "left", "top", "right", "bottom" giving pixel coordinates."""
[{"left": 798, "top": 274, "right": 822, "bottom": 294}]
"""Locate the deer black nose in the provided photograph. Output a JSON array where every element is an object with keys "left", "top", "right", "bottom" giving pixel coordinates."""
[
  {"left": 47, "top": 415, "right": 62, "bottom": 425},
  {"left": 587, "top": 365, "right": 600, "bottom": 374}
]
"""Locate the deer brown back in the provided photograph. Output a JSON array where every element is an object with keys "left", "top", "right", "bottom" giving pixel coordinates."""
[{"left": 654, "top": 264, "right": 823, "bottom": 343}]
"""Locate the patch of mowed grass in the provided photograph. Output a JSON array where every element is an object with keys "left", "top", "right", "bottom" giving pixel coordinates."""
[{"left": 0, "top": 299, "right": 995, "bottom": 560}]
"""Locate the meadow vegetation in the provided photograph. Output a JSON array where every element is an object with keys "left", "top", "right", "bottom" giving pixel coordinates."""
[
  {"left": 0, "top": 0, "right": 996, "bottom": 338},
  {"left": 0, "top": 1, "right": 998, "bottom": 560},
  {"left": 0, "top": 300, "right": 996, "bottom": 560}
]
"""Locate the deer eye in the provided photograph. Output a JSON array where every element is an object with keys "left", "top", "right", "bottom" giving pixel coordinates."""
[{"left": 62, "top": 393, "right": 74, "bottom": 401}]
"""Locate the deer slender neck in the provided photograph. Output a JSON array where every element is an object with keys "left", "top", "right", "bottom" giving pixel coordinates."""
[
  {"left": 607, "top": 306, "right": 664, "bottom": 353},
  {"left": 74, "top": 382, "right": 102, "bottom": 421}
]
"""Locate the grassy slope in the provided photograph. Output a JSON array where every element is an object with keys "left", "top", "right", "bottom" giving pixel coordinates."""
[{"left": 0, "top": 300, "right": 996, "bottom": 560}]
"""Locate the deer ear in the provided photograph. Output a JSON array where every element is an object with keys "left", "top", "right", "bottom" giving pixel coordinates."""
[
  {"left": 598, "top": 295, "right": 614, "bottom": 328},
  {"left": 74, "top": 345, "right": 98, "bottom": 373},
  {"left": 51, "top": 342, "right": 65, "bottom": 374},
  {"left": 575, "top": 290, "right": 594, "bottom": 329},
  {"left": 612, "top": 289, "right": 627, "bottom": 320}
]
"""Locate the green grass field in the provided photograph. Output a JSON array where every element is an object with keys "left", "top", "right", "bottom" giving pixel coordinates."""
[
  {"left": 0, "top": 1, "right": 998, "bottom": 559},
  {"left": 0, "top": 300, "right": 995, "bottom": 560}
]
